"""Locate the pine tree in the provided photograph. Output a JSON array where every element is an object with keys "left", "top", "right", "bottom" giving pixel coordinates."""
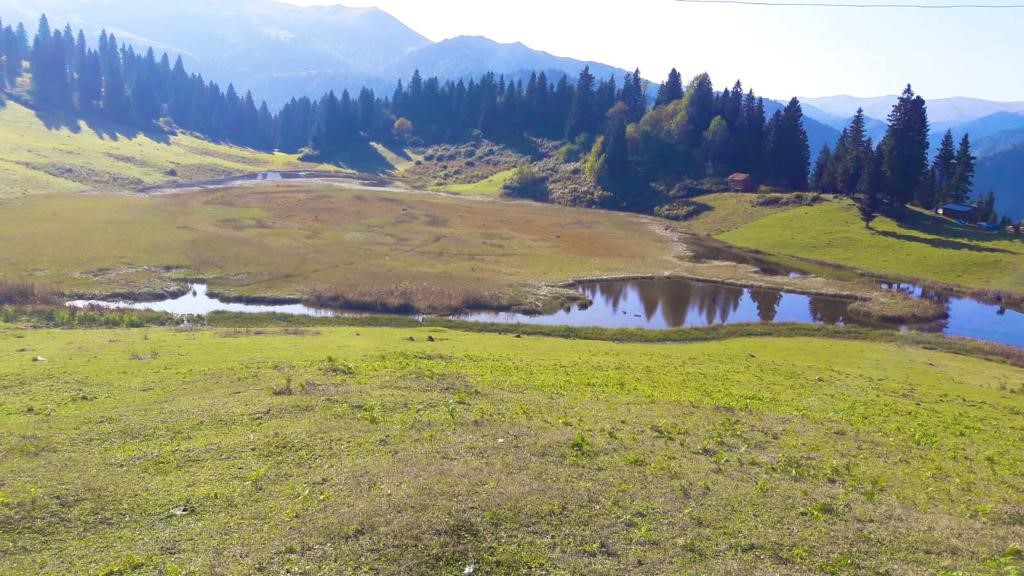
[
  {"left": 811, "top": 145, "right": 834, "bottom": 193},
  {"left": 835, "top": 108, "right": 867, "bottom": 195},
  {"left": 931, "top": 129, "right": 956, "bottom": 206},
  {"left": 565, "top": 66, "right": 596, "bottom": 140},
  {"left": 950, "top": 134, "right": 975, "bottom": 205},
  {"left": 655, "top": 68, "right": 683, "bottom": 107},
  {"left": 764, "top": 98, "right": 810, "bottom": 190},
  {"left": 856, "top": 143, "right": 881, "bottom": 228},
  {"left": 880, "top": 85, "right": 930, "bottom": 211}
]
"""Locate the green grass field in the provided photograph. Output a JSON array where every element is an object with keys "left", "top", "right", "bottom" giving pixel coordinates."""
[
  {"left": 436, "top": 169, "right": 516, "bottom": 197},
  {"left": 0, "top": 100, "right": 321, "bottom": 198},
  {"left": 0, "top": 325, "right": 1021, "bottom": 575},
  {"left": 0, "top": 185, "right": 677, "bottom": 310},
  {"left": 671, "top": 192, "right": 803, "bottom": 236},
  {"left": 719, "top": 200, "right": 1024, "bottom": 293}
]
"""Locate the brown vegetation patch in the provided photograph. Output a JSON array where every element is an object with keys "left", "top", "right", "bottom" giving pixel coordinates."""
[
  {"left": 307, "top": 284, "right": 516, "bottom": 315},
  {"left": 0, "top": 281, "right": 59, "bottom": 306},
  {"left": 406, "top": 141, "right": 530, "bottom": 187}
]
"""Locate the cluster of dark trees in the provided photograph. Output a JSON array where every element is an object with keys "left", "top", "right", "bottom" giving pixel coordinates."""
[
  {"left": 5, "top": 14, "right": 991, "bottom": 222},
  {"left": 586, "top": 71, "right": 810, "bottom": 208},
  {"left": 1, "top": 15, "right": 276, "bottom": 148},
  {"left": 810, "top": 86, "right": 994, "bottom": 225},
  {"left": 0, "top": 17, "right": 28, "bottom": 88},
  {"left": 3, "top": 14, "right": 813, "bottom": 208}
]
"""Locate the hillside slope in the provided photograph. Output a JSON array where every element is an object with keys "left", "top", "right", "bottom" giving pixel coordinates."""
[
  {"left": 0, "top": 0, "right": 630, "bottom": 106},
  {"left": 0, "top": 100, "right": 317, "bottom": 198}
]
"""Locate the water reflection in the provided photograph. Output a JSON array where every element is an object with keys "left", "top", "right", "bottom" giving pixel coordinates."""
[
  {"left": 462, "top": 279, "right": 852, "bottom": 330},
  {"left": 68, "top": 283, "right": 336, "bottom": 317},
  {"left": 881, "top": 282, "right": 1024, "bottom": 347}
]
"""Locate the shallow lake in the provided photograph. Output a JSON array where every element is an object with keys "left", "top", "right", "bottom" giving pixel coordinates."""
[
  {"left": 67, "top": 284, "right": 336, "bottom": 317},
  {"left": 460, "top": 279, "right": 1024, "bottom": 348},
  {"left": 68, "top": 279, "right": 1024, "bottom": 348}
]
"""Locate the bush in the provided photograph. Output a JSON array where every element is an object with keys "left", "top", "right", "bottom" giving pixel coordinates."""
[
  {"left": 502, "top": 166, "right": 549, "bottom": 201},
  {"left": 654, "top": 200, "right": 710, "bottom": 221},
  {"left": 752, "top": 192, "right": 824, "bottom": 207}
]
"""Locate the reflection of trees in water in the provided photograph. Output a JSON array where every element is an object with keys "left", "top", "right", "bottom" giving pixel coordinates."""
[
  {"left": 749, "top": 289, "right": 782, "bottom": 322},
  {"left": 636, "top": 281, "right": 666, "bottom": 321},
  {"left": 881, "top": 282, "right": 952, "bottom": 315},
  {"left": 809, "top": 296, "right": 848, "bottom": 325},
  {"left": 596, "top": 280, "right": 744, "bottom": 328},
  {"left": 588, "top": 280, "right": 855, "bottom": 328},
  {"left": 587, "top": 282, "right": 626, "bottom": 313}
]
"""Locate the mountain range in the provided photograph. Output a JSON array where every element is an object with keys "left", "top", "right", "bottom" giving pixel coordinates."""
[
  {"left": 0, "top": 0, "right": 627, "bottom": 107},
  {"left": 1, "top": 0, "right": 1019, "bottom": 219}
]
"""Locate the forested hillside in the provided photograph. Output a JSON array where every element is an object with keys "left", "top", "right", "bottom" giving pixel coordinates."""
[{"left": 1, "top": 13, "right": 1015, "bottom": 224}]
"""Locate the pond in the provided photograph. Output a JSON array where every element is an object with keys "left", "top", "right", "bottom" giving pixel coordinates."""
[
  {"left": 460, "top": 279, "right": 1024, "bottom": 348},
  {"left": 67, "top": 280, "right": 1024, "bottom": 348},
  {"left": 67, "top": 283, "right": 337, "bottom": 317}
]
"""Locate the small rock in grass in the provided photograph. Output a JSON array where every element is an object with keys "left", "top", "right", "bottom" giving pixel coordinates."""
[
  {"left": 32, "top": 356, "right": 46, "bottom": 362},
  {"left": 170, "top": 506, "right": 191, "bottom": 516},
  {"left": 427, "top": 335, "right": 435, "bottom": 342}
]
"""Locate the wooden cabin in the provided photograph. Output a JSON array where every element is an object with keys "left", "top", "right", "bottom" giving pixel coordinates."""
[
  {"left": 728, "top": 173, "right": 755, "bottom": 193},
  {"left": 937, "top": 203, "right": 979, "bottom": 223}
]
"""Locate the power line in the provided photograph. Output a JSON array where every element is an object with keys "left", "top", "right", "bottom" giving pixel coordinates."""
[{"left": 674, "top": 0, "right": 1024, "bottom": 7}]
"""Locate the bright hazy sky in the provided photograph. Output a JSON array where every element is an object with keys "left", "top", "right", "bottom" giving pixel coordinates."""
[{"left": 286, "top": 0, "right": 1023, "bottom": 101}]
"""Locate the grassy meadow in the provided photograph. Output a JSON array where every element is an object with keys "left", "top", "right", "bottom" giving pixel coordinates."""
[
  {"left": 0, "top": 185, "right": 677, "bottom": 311},
  {"left": 0, "top": 100, "right": 321, "bottom": 198},
  {"left": 0, "top": 325, "right": 1021, "bottom": 575},
  {"left": 718, "top": 200, "right": 1024, "bottom": 293},
  {"left": 436, "top": 168, "right": 516, "bottom": 197}
]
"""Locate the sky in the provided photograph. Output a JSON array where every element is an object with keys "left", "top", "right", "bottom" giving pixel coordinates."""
[{"left": 286, "top": 0, "right": 1023, "bottom": 101}]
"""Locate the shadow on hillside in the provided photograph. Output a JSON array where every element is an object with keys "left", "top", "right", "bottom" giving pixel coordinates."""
[
  {"left": 312, "top": 141, "right": 397, "bottom": 175},
  {"left": 886, "top": 207, "right": 1021, "bottom": 246},
  {"left": 32, "top": 105, "right": 171, "bottom": 145},
  {"left": 874, "top": 229, "right": 1014, "bottom": 253}
]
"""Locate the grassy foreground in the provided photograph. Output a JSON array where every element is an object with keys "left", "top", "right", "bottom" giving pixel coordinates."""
[
  {"left": 0, "top": 100, "right": 319, "bottom": 198},
  {"left": 719, "top": 199, "right": 1024, "bottom": 293},
  {"left": 0, "top": 185, "right": 677, "bottom": 310},
  {"left": 0, "top": 326, "right": 1021, "bottom": 575}
]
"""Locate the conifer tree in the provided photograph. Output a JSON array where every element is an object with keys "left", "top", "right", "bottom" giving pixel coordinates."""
[
  {"left": 764, "top": 98, "right": 810, "bottom": 190},
  {"left": 856, "top": 142, "right": 882, "bottom": 228},
  {"left": 931, "top": 129, "right": 956, "bottom": 206},
  {"left": 811, "top": 145, "right": 834, "bottom": 193},
  {"left": 655, "top": 68, "right": 683, "bottom": 107},
  {"left": 951, "top": 134, "right": 975, "bottom": 205},
  {"left": 880, "top": 85, "right": 930, "bottom": 210},
  {"left": 566, "top": 66, "right": 596, "bottom": 140}
]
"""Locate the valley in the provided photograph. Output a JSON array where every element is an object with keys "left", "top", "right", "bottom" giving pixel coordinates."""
[{"left": 1, "top": 4, "right": 1022, "bottom": 575}]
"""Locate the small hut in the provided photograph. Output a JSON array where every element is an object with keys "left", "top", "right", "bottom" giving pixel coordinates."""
[
  {"left": 728, "top": 173, "right": 755, "bottom": 193},
  {"left": 937, "top": 203, "right": 979, "bottom": 223}
]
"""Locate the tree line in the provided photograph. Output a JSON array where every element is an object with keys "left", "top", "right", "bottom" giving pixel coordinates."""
[
  {"left": 3, "top": 14, "right": 994, "bottom": 222},
  {"left": 809, "top": 87, "right": 1003, "bottom": 225}
]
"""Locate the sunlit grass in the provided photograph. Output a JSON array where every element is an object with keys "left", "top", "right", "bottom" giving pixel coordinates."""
[
  {"left": 720, "top": 199, "right": 1024, "bottom": 292},
  {"left": 0, "top": 326, "right": 1021, "bottom": 574}
]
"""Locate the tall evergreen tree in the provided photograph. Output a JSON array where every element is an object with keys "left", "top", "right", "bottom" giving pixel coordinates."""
[
  {"left": 764, "top": 98, "right": 810, "bottom": 190},
  {"left": 880, "top": 85, "right": 930, "bottom": 210},
  {"left": 931, "top": 129, "right": 956, "bottom": 206},
  {"left": 565, "top": 66, "right": 597, "bottom": 140},
  {"left": 655, "top": 68, "right": 683, "bottom": 107},
  {"left": 811, "top": 145, "right": 834, "bottom": 193},
  {"left": 951, "top": 134, "right": 975, "bottom": 205}
]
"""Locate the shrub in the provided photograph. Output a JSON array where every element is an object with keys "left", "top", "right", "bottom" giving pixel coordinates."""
[
  {"left": 752, "top": 192, "right": 824, "bottom": 207},
  {"left": 654, "top": 200, "right": 709, "bottom": 221},
  {"left": 501, "top": 166, "right": 549, "bottom": 201}
]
